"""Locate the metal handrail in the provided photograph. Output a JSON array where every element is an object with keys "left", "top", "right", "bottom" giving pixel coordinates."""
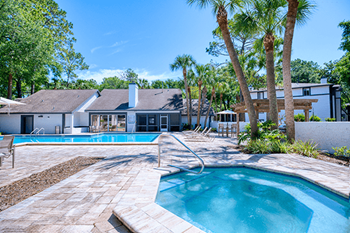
[
  {"left": 30, "top": 128, "right": 39, "bottom": 136},
  {"left": 158, "top": 134, "right": 205, "bottom": 174},
  {"left": 36, "top": 128, "right": 45, "bottom": 135}
]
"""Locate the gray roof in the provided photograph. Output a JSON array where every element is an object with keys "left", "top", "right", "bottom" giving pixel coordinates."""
[
  {"left": 250, "top": 83, "right": 332, "bottom": 93},
  {"left": 181, "top": 99, "right": 215, "bottom": 116},
  {"left": 86, "top": 89, "right": 183, "bottom": 111},
  {"left": 0, "top": 89, "right": 99, "bottom": 114}
]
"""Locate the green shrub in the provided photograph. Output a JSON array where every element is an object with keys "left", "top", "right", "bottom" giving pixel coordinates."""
[
  {"left": 309, "top": 115, "right": 321, "bottom": 122},
  {"left": 211, "top": 128, "right": 217, "bottom": 132},
  {"left": 294, "top": 114, "right": 305, "bottom": 122},
  {"left": 325, "top": 118, "right": 336, "bottom": 122},
  {"left": 289, "top": 140, "right": 319, "bottom": 158},
  {"left": 238, "top": 120, "right": 286, "bottom": 144},
  {"left": 332, "top": 146, "right": 350, "bottom": 157},
  {"left": 244, "top": 139, "right": 290, "bottom": 154}
]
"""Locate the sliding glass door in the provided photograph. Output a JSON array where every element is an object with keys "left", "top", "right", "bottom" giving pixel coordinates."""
[{"left": 91, "top": 114, "right": 126, "bottom": 132}]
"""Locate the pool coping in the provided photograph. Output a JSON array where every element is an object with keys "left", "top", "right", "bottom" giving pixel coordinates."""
[
  {"left": 14, "top": 142, "right": 159, "bottom": 147},
  {"left": 112, "top": 162, "right": 349, "bottom": 233}
]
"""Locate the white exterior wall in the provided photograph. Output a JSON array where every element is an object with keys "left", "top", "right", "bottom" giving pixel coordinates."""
[
  {"left": 181, "top": 116, "right": 212, "bottom": 128},
  {"left": 248, "top": 86, "right": 332, "bottom": 122},
  {"left": 295, "top": 122, "right": 350, "bottom": 153},
  {"left": 127, "top": 111, "right": 136, "bottom": 132},
  {"left": 34, "top": 114, "right": 62, "bottom": 134},
  {"left": 0, "top": 114, "right": 21, "bottom": 134}
]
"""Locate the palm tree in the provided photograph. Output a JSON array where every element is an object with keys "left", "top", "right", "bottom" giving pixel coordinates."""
[
  {"left": 170, "top": 54, "right": 196, "bottom": 126},
  {"left": 236, "top": 0, "right": 286, "bottom": 129},
  {"left": 283, "top": 0, "right": 315, "bottom": 141},
  {"left": 187, "top": 0, "right": 258, "bottom": 136},
  {"left": 192, "top": 64, "right": 210, "bottom": 127}
]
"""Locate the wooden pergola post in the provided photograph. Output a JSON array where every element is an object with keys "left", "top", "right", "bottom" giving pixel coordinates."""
[
  {"left": 236, "top": 113, "right": 240, "bottom": 135},
  {"left": 304, "top": 109, "right": 309, "bottom": 122}
]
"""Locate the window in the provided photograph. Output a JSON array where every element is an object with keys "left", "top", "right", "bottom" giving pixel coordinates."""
[
  {"left": 91, "top": 114, "right": 126, "bottom": 132},
  {"left": 303, "top": 88, "right": 311, "bottom": 96},
  {"left": 257, "top": 92, "right": 264, "bottom": 99}
]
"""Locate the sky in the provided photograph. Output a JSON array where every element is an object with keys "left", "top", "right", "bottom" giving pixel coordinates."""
[{"left": 55, "top": 0, "right": 350, "bottom": 84}]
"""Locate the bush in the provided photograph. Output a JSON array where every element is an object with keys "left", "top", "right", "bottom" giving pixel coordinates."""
[
  {"left": 325, "top": 118, "right": 336, "bottom": 122},
  {"left": 238, "top": 120, "right": 286, "bottom": 145},
  {"left": 289, "top": 140, "right": 319, "bottom": 158},
  {"left": 332, "top": 146, "right": 350, "bottom": 157},
  {"left": 309, "top": 115, "right": 321, "bottom": 122},
  {"left": 244, "top": 139, "right": 290, "bottom": 154},
  {"left": 211, "top": 128, "right": 217, "bottom": 132},
  {"left": 294, "top": 114, "right": 305, "bottom": 122}
]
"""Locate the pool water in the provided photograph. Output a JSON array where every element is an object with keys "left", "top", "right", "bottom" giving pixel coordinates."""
[
  {"left": 156, "top": 167, "right": 350, "bottom": 233},
  {"left": 0, "top": 133, "right": 159, "bottom": 144}
]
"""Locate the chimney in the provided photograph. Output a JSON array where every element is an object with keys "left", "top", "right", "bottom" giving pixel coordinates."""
[
  {"left": 128, "top": 82, "right": 138, "bottom": 108},
  {"left": 320, "top": 76, "right": 327, "bottom": 84}
]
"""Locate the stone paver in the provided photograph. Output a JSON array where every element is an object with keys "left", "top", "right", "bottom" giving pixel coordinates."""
[{"left": 0, "top": 133, "right": 348, "bottom": 232}]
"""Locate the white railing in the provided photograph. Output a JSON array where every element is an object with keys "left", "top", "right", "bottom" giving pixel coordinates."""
[{"left": 157, "top": 134, "right": 204, "bottom": 174}]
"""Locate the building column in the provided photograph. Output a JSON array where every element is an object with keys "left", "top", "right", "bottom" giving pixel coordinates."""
[{"left": 70, "top": 113, "right": 74, "bottom": 134}]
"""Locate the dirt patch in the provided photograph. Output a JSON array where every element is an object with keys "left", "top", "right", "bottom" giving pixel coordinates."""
[
  {"left": 316, "top": 153, "right": 349, "bottom": 167},
  {"left": 228, "top": 145, "right": 349, "bottom": 167},
  {"left": 0, "top": 156, "right": 104, "bottom": 212}
]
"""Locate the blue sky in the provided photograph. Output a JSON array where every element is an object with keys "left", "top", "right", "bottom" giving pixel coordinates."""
[{"left": 56, "top": 0, "right": 350, "bottom": 83}]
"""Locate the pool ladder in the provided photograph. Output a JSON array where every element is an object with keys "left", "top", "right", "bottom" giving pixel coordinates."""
[
  {"left": 157, "top": 134, "right": 204, "bottom": 174},
  {"left": 30, "top": 128, "right": 45, "bottom": 142}
]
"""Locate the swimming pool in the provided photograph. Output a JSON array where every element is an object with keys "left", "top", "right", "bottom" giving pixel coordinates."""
[
  {"left": 156, "top": 167, "right": 350, "bottom": 233},
  {"left": 0, "top": 133, "right": 159, "bottom": 144}
]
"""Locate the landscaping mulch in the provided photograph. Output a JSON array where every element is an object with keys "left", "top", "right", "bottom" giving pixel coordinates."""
[
  {"left": 0, "top": 156, "right": 104, "bottom": 212},
  {"left": 229, "top": 145, "right": 349, "bottom": 167}
]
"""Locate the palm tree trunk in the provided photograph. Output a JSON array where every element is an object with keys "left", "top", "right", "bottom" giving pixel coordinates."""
[
  {"left": 220, "top": 93, "right": 223, "bottom": 111},
  {"left": 183, "top": 69, "right": 191, "bottom": 127},
  {"left": 7, "top": 73, "right": 13, "bottom": 99},
  {"left": 217, "top": 6, "right": 258, "bottom": 137},
  {"left": 188, "top": 87, "right": 193, "bottom": 127},
  {"left": 201, "top": 86, "right": 207, "bottom": 116},
  {"left": 264, "top": 33, "right": 279, "bottom": 129},
  {"left": 214, "top": 94, "right": 218, "bottom": 114},
  {"left": 205, "top": 87, "right": 215, "bottom": 127},
  {"left": 197, "top": 79, "right": 203, "bottom": 127},
  {"left": 283, "top": 0, "right": 299, "bottom": 141}
]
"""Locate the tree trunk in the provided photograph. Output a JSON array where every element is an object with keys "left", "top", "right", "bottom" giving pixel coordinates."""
[
  {"left": 264, "top": 32, "right": 279, "bottom": 129},
  {"left": 201, "top": 86, "right": 207, "bottom": 116},
  {"left": 183, "top": 69, "right": 191, "bottom": 127},
  {"left": 283, "top": 0, "right": 299, "bottom": 142},
  {"left": 220, "top": 93, "right": 223, "bottom": 111},
  {"left": 214, "top": 94, "right": 218, "bottom": 114},
  {"left": 217, "top": 6, "right": 258, "bottom": 137},
  {"left": 197, "top": 79, "right": 203, "bottom": 127},
  {"left": 188, "top": 87, "right": 193, "bottom": 127},
  {"left": 7, "top": 73, "right": 13, "bottom": 99},
  {"left": 205, "top": 87, "right": 215, "bottom": 128},
  {"left": 31, "top": 82, "right": 35, "bottom": 95},
  {"left": 16, "top": 77, "right": 22, "bottom": 98}
]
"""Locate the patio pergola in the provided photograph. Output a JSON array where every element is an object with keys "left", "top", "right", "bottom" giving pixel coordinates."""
[{"left": 231, "top": 99, "right": 318, "bottom": 132}]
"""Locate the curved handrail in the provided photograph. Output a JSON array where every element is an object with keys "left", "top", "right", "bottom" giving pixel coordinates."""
[
  {"left": 36, "top": 128, "right": 45, "bottom": 135},
  {"left": 157, "top": 134, "right": 204, "bottom": 174}
]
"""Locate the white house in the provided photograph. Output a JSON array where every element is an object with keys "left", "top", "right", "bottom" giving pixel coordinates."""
[
  {"left": 0, "top": 83, "right": 187, "bottom": 134},
  {"left": 246, "top": 77, "right": 343, "bottom": 122},
  {"left": 0, "top": 89, "right": 100, "bottom": 134},
  {"left": 181, "top": 99, "right": 215, "bottom": 128}
]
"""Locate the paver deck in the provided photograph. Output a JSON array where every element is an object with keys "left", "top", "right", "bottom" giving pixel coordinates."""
[{"left": 0, "top": 133, "right": 348, "bottom": 232}]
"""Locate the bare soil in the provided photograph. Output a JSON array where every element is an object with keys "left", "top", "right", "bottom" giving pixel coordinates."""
[
  {"left": 229, "top": 145, "right": 349, "bottom": 167},
  {"left": 0, "top": 156, "right": 104, "bottom": 212}
]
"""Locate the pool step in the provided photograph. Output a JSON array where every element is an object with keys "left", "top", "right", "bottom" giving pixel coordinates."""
[{"left": 159, "top": 171, "right": 214, "bottom": 192}]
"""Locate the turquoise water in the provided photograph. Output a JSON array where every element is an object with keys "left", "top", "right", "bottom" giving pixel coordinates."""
[
  {"left": 0, "top": 133, "right": 159, "bottom": 144},
  {"left": 156, "top": 167, "right": 350, "bottom": 233}
]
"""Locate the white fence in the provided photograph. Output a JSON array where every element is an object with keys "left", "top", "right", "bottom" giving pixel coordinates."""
[{"left": 295, "top": 122, "right": 350, "bottom": 153}]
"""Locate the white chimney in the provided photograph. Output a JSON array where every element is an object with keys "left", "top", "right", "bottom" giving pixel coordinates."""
[
  {"left": 320, "top": 77, "right": 327, "bottom": 84},
  {"left": 128, "top": 82, "right": 138, "bottom": 108}
]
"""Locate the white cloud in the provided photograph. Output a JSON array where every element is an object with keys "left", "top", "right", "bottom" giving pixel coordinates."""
[
  {"left": 110, "top": 49, "right": 122, "bottom": 55},
  {"left": 77, "top": 68, "right": 179, "bottom": 84},
  {"left": 104, "top": 30, "right": 117, "bottom": 36},
  {"left": 111, "top": 40, "right": 128, "bottom": 47},
  {"left": 89, "top": 64, "right": 98, "bottom": 69},
  {"left": 91, "top": 46, "right": 102, "bottom": 53}
]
